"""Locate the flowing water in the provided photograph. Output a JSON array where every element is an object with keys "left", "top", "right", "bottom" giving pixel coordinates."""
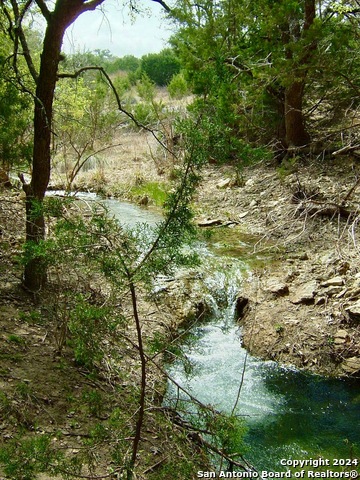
[
  {"left": 165, "top": 261, "right": 360, "bottom": 470},
  {"left": 59, "top": 192, "right": 360, "bottom": 470},
  {"left": 47, "top": 191, "right": 163, "bottom": 227}
]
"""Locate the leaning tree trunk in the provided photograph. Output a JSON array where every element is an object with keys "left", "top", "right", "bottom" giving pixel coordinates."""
[{"left": 284, "top": 80, "right": 310, "bottom": 147}]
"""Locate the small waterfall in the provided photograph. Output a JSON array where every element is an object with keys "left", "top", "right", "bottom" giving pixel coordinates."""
[
  {"left": 166, "top": 258, "right": 284, "bottom": 419},
  {"left": 164, "top": 255, "right": 360, "bottom": 471}
]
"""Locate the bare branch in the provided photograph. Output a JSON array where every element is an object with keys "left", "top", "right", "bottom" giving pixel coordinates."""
[
  {"left": 151, "top": 0, "right": 171, "bottom": 13},
  {"left": 10, "top": 0, "right": 39, "bottom": 83},
  {"left": 57, "top": 66, "right": 176, "bottom": 157}
]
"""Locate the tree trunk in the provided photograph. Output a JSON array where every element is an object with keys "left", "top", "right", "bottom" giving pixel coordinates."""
[
  {"left": 277, "top": 0, "right": 315, "bottom": 150},
  {"left": 23, "top": 15, "right": 66, "bottom": 291},
  {"left": 23, "top": 0, "right": 94, "bottom": 290},
  {"left": 284, "top": 80, "right": 310, "bottom": 147}
]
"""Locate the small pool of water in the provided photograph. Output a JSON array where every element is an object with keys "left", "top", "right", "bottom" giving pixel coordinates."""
[{"left": 167, "top": 315, "right": 360, "bottom": 470}]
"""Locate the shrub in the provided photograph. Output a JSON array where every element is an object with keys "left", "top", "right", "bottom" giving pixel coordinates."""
[{"left": 168, "top": 72, "right": 189, "bottom": 99}]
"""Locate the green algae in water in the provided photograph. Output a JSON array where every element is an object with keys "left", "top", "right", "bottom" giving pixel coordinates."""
[
  {"left": 245, "top": 366, "right": 360, "bottom": 472},
  {"left": 165, "top": 280, "right": 360, "bottom": 473}
]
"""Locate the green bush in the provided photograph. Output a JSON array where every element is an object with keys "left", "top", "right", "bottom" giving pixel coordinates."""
[
  {"left": 68, "top": 296, "right": 111, "bottom": 369},
  {"left": 168, "top": 72, "right": 189, "bottom": 99},
  {"left": 132, "top": 102, "right": 157, "bottom": 127},
  {"left": 140, "top": 49, "right": 181, "bottom": 86}
]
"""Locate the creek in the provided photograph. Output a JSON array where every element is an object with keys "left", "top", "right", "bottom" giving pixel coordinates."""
[
  {"left": 164, "top": 259, "right": 360, "bottom": 471},
  {"left": 58, "top": 192, "right": 360, "bottom": 471}
]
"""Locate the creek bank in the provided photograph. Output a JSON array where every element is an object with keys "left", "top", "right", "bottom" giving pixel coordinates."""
[
  {"left": 191, "top": 158, "right": 360, "bottom": 378},
  {"left": 0, "top": 189, "right": 209, "bottom": 479},
  {"left": 64, "top": 154, "right": 360, "bottom": 378}
]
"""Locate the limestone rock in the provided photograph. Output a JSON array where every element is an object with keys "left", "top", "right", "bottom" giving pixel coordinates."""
[
  {"left": 216, "top": 178, "right": 231, "bottom": 189},
  {"left": 341, "top": 357, "right": 360, "bottom": 375},
  {"left": 345, "top": 300, "right": 360, "bottom": 318},
  {"left": 197, "top": 218, "right": 223, "bottom": 227},
  {"left": 334, "top": 329, "right": 350, "bottom": 347},
  {"left": 245, "top": 178, "right": 255, "bottom": 188},
  {"left": 290, "top": 280, "right": 318, "bottom": 304},
  {"left": 321, "top": 276, "right": 344, "bottom": 287},
  {"left": 263, "top": 277, "right": 289, "bottom": 296},
  {"left": 323, "top": 286, "right": 343, "bottom": 297}
]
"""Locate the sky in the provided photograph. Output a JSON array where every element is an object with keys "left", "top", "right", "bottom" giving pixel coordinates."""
[{"left": 62, "top": 1, "right": 175, "bottom": 58}]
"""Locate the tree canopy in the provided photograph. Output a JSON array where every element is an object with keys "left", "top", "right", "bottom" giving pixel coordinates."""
[{"left": 171, "top": 0, "right": 360, "bottom": 155}]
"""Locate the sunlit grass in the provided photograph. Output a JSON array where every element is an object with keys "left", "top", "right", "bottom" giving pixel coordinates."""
[{"left": 130, "top": 181, "right": 169, "bottom": 206}]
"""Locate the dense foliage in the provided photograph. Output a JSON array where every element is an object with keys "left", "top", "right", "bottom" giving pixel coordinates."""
[
  {"left": 0, "top": 14, "right": 33, "bottom": 171},
  {"left": 171, "top": 0, "right": 360, "bottom": 156},
  {"left": 139, "top": 48, "right": 181, "bottom": 85}
]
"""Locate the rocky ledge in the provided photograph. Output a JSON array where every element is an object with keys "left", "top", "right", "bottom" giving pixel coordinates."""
[{"left": 192, "top": 158, "right": 360, "bottom": 378}]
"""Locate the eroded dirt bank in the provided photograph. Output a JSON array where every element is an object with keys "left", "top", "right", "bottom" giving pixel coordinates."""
[{"left": 191, "top": 158, "right": 360, "bottom": 378}]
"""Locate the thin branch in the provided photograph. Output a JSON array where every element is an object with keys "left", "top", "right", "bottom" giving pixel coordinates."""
[
  {"left": 188, "top": 431, "right": 255, "bottom": 472},
  {"left": 332, "top": 144, "right": 360, "bottom": 157},
  {"left": 337, "top": 71, "right": 360, "bottom": 97},
  {"left": 342, "top": 176, "right": 360, "bottom": 204},
  {"left": 10, "top": 0, "right": 39, "bottom": 83},
  {"left": 67, "top": 142, "right": 122, "bottom": 190},
  {"left": 151, "top": 0, "right": 171, "bottom": 13},
  {"left": 57, "top": 66, "right": 177, "bottom": 160},
  {"left": 231, "top": 350, "right": 248, "bottom": 416},
  {"left": 1, "top": 2, "right": 14, "bottom": 41},
  {"left": 19, "top": 0, "right": 33, "bottom": 24},
  {"left": 117, "top": 330, "right": 221, "bottom": 413}
]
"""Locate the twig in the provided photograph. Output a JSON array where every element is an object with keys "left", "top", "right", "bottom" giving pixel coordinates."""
[
  {"left": 332, "top": 144, "right": 360, "bottom": 156},
  {"left": 142, "top": 456, "right": 168, "bottom": 474}
]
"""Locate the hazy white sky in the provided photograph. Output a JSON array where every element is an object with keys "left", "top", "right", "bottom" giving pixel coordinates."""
[{"left": 62, "top": 1, "right": 174, "bottom": 58}]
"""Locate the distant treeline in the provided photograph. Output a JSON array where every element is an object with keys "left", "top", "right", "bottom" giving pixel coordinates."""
[{"left": 62, "top": 48, "right": 181, "bottom": 86}]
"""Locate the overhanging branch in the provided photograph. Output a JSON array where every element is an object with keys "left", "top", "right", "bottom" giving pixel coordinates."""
[
  {"left": 57, "top": 66, "right": 175, "bottom": 158},
  {"left": 151, "top": 0, "right": 171, "bottom": 13}
]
